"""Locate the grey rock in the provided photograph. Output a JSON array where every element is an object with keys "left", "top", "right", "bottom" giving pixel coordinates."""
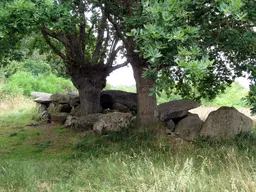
[
  {"left": 51, "top": 112, "right": 69, "bottom": 124},
  {"left": 93, "top": 112, "right": 133, "bottom": 135},
  {"left": 175, "top": 114, "right": 203, "bottom": 141},
  {"left": 165, "top": 119, "right": 176, "bottom": 132},
  {"left": 70, "top": 95, "right": 80, "bottom": 106},
  {"left": 166, "top": 129, "right": 172, "bottom": 135},
  {"left": 32, "top": 92, "right": 52, "bottom": 104},
  {"left": 47, "top": 103, "right": 56, "bottom": 114},
  {"left": 157, "top": 99, "right": 200, "bottom": 122},
  {"left": 200, "top": 106, "right": 253, "bottom": 140},
  {"left": 64, "top": 115, "right": 74, "bottom": 127},
  {"left": 59, "top": 94, "right": 71, "bottom": 104},
  {"left": 100, "top": 90, "right": 137, "bottom": 112},
  {"left": 50, "top": 93, "right": 71, "bottom": 104},
  {"left": 70, "top": 105, "right": 82, "bottom": 117},
  {"left": 112, "top": 102, "right": 130, "bottom": 113},
  {"left": 31, "top": 92, "right": 52, "bottom": 99},
  {"left": 64, "top": 113, "right": 105, "bottom": 130},
  {"left": 36, "top": 103, "right": 49, "bottom": 121},
  {"left": 48, "top": 103, "right": 71, "bottom": 114}
]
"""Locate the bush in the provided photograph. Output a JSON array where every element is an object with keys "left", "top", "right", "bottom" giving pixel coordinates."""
[
  {"left": 202, "top": 82, "right": 249, "bottom": 108},
  {"left": 3, "top": 59, "right": 51, "bottom": 77},
  {"left": 22, "top": 60, "right": 51, "bottom": 76},
  {"left": 0, "top": 71, "right": 77, "bottom": 97}
]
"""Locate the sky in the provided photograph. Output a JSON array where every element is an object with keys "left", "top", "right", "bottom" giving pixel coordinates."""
[
  {"left": 107, "top": 65, "right": 250, "bottom": 89},
  {"left": 107, "top": 64, "right": 135, "bottom": 86}
]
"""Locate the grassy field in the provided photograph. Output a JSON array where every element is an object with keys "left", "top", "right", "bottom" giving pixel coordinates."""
[{"left": 1, "top": 96, "right": 256, "bottom": 191}]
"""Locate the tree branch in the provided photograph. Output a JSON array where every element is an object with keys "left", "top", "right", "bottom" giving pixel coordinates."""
[
  {"left": 106, "top": 44, "right": 124, "bottom": 67},
  {"left": 91, "top": 8, "right": 107, "bottom": 64},
  {"left": 41, "top": 26, "right": 67, "bottom": 45},
  {"left": 108, "top": 60, "right": 129, "bottom": 73},
  {"left": 100, "top": 23, "right": 111, "bottom": 64},
  {"left": 105, "top": 12, "right": 129, "bottom": 46},
  {"left": 41, "top": 30, "right": 66, "bottom": 61},
  {"left": 78, "top": 0, "right": 86, "bottom": 54}
]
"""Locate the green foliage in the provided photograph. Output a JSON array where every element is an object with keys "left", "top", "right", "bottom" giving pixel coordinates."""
[
  {"left": 22, "top": 60, "right": 51, "bottom": 76},
  {"left": 3, "top": 59, "right": 52, "bottom": 77},
  {"left": 202, "top": 82, "right": 249, "bottom": 107},
  {"left": 131, "top": 0, "right": 255, "bottom": 101},
  {"left": 248, "top": 83, "right": 256, "bottom": 114},
  {"left": 0, "top": 71, "right": 76, "bottom": 96},
  {"left": 157, "top": 82, "right": 248, "bottom": 108}
]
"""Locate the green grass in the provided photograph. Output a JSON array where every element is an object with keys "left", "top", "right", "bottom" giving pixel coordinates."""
[{"left": 0, "top": 96, "right": 256, "bottom": 191}]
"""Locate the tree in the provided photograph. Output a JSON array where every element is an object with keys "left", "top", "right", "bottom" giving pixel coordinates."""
[
  {"left": 104, "top": 0, "right": 255, "bottom": 125},
  {"left": 0, "top": 0, "right": 127, "bottom": 115},
  {"left": 104, "top": 1, "right": 158, "bottom": 126}
]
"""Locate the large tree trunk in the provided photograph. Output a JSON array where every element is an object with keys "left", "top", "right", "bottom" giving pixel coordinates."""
[
  {"left": 77, "top": 80, "right": 102, "bottom": 116},
  {"left": 129, "top": 55, "right": 157, "bottom": 127},
  {"left": 68, "top": 63, "right": 108, "bottom": 116}
]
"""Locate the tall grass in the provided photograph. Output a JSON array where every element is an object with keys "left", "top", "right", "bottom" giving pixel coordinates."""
[
  {"left": 0, "top": 80, "right": 256, "bottom": 191},
  {"left": 0, "top": 131, "right": 256, "bottom": 191}
]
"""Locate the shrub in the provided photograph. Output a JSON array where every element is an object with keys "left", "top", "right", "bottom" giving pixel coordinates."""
[
  {"left": 22, "top": 60, "right": 51, "bottom": 76},
  {"left": 3, "top": 59, "right": 51, "bottom": 77},
  {"left": 0, "top": 71, "right": 77, "bottom": 97}
]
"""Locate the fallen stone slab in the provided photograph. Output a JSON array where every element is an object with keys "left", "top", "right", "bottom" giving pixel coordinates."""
[
  {"left": 157, "top": 99, "right": 200, "bottom": 122},
  {"left": 31, "top": 92, "right": 52, "bottom": 104}
]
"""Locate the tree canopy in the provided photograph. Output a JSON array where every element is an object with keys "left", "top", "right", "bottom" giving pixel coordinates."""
[
  {"left": 129, "top": 0, "right": 255, "bottom": 100},
  {"left": 0, "top": 0, "right": 129, "bottom": 115},
  {"left": 0, "top": 0, "right": 255, "bottom": 120}
]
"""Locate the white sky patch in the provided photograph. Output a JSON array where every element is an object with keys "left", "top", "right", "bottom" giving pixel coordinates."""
[
  {"left": 236, "top": 77, "right": 250, "bottom": 90},
  {"left": 107, "top": 64, "right": 135, "bottom": 86}
]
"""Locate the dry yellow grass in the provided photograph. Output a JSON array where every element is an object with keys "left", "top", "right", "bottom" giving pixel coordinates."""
[{"left": 0, "top": 95, "right": 35, "bottom": 117}]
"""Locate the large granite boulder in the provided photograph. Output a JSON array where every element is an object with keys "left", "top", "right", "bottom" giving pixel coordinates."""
[
  {"left": 100, "top": 90, "right": 137, "bottom": 112},
  {"left": 64, "top": 113, "right": 105, "bottom": 130},
  {"left": 93, "top": 112, "right": 133, "bottom": 134},
  {"left": 200, "top": 107, "right": 253, "bottom": 139},
  {"left": 65, "top": 112, "right": 133, "bottom": 134},
  {"left": 157, "top": 99, "right": 200, "bottom": 122},
  {"left": 175, "top": 114, "right": 203, "bottom": 141},
  {"left": 51, "top": 112, "right": 69, "bottom": 124}
]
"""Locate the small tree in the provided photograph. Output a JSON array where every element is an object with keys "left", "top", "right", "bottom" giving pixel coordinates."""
[{"left": 0, "top": 0, "right": 127, "bottom": 115}]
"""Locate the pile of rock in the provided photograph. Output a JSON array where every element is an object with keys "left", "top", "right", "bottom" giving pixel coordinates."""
[
  {"left": 32, "top": 91, "right": 253, "bottom": 139},
  {"left": 157, "top": 99, "right": 203, "bottom": 141},
  {"left": 31, "top": 90, "right": 137, "bottom": 134},
  {"left": 157, "top": 100, "right": 253, "bottom": 141}
]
